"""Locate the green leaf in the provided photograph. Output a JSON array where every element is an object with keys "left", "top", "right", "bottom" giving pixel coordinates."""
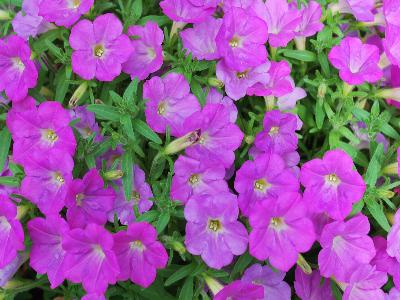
[
  {"left": 156, "top": 212, "right": 170, "bottom": 233},
  {"left": 54, "top": 66, "right": 72, "bottom": 103},
  {"left": 150, "top": 154, "right": 166, "bottom": 180},
  {"left": 350, "top": 199, "right": 364, "bottom": 217},
  {"left": 352, "top": 108, "right": 370, "bottom": 122},
  {"left": 87, "top": 104, "right": 121, "bottom": 122},
  {"left": 0, "top": 176, "right": 20, "bottom": 187},
  {"left": 179, "top": 277, "right": 194, "bottom": 300},
  {"left": 138, "top": 15, "right": 170, "bottom": 27},
  {"left": 365, "top": 196, "right": 391, "bottom": 232},
  {"left": 318, "top": 52, "right": 331, "bottom": 77},
  {"left": 132, "top": 119, "right": 162, "bottom": 144},
  {"left": 123, "top": 78, "right": 138, "bottom": 104},
  {"left": 229, "top": 252, "right": 253, "bottom": 280},
  {"left": 282, "top": 49, "right": 317, "bottom": 62},
  {"left": 0, "top": 127, "right": 11, "bottom": 173},
  {"left": 315, "top": 98, "right": 325, "bottom": 129},
  {"left": 331, "top": 281, "right": 342, "bottom": 300},
  {"left": 381, "top": 123, "right": 400, "bottom": 139},
  {"left": 190, "top": 79, "right": 206, "bottom": 106},
  {"left": 137, "top": 210, "right": 159, "bottom": 223},
  {"left": 165, "top": 263, "right": 196, "bottom": 286},
  {"left": 120, "top": 115, "right": 135, "bottom": 141},
  {"left": 338, "top": 126, "right": 360, "bottom": 144},
  {"left": 121, "top": 151, "right": 133, "bottom": 201},
  {"left": 365, "top": 143, "right": 384, "bottom": 186},
  {"left": 132, "top": 0, "right": 143, "bottom": 19}
]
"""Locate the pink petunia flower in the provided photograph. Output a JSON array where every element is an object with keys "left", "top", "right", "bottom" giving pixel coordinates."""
[
  {"left": 70, "top": 106, "right": 102, "bottom": 142},
  {"left": 69, "top": 13, "right": 133, "bottom": 81},
  {"left": 160, "top": 0, "right": 216, "bottom": 23},
  {"left": 0, "top": 253, "right": 27, "bottom": 288},
  {"left": 293, "top": 1, "right": 324, "bottom": 38},
  {"left": 387, "top": 209, "right": 400, "bottom": 263},
  {"left": 214, "top": 280, "right": 264, "bottom": 300},
  {"left": 383, "top": 25, "right": 400, "bottom": 67},
  {"left": 383, "top": 0, "right": 400, "bottom": 27},
  {"left": 113, "top": 222, "right": 168, "bottom": 288},
  {"left": 294, "top": 267, "right": 334, "bottom": 300},
  {"left": 330, "top": 0, "right": 375, "bottom": 22},
  {"left": 206, "top": 88, "right": 238, "bottom": 123}
]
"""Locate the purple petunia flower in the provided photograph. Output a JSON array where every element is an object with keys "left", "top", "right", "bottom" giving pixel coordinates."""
[
  {"left": 294, "top": 267, "right": 334, "bottom": 300},
  {"left": 214, "top": 280, "right": 264, "bottom": 300},
  {"left": 388, "top": 287, "right": 400, "bottom": 300},
  {"left": 0, "top": 35, "right": 38, "bottom": 102},
  {"left": 383, "top": 25, "right": 400, "bottom": 67},
  {"left": 293, "top": 1, "right": 324, "bottom": 38},
  {"left": 0, "top": 196, "right": 24, "bottom": 269},
  {"left": 387, "top": 209, "right": 400, "bottom": 263},
  {"left": 39, "top": 0, "right": 94, "bottom": 28},
  {"left": 82, "top": 294, "right": 106, "bottom": 300},
  {"left": 234, "top": 153, "right": 299, "bottom": 216},
  {"left": 206, "top": 88, "right": 238, "bottom": 123},
  {"left": 160, "top": 0, "right": 216, "bottom": 23},
  {"left": 21, "top": 149, "right": 74, "bottom": 215},
  {"left": 0, "top": 253, "right": 27, "bottom": 288},
  {"left": 330, "top": 0, "right": 375, "bottom": 22},
  {"left": 69, "top": 13, "right": 133, "bottom": 81},
  {"left": 122, "top": 21, "right": 164, "bottom": 80},
  {"left": 216, "top": 7, "right": 268, "bottom": 72},
  {"left": 171, "top": 155, "right": 228, "bottom": 204},
  {"left": 300, "top": 149, "right": 366, "bottom": 221},
  {"left": 108, "top": 165, "right": 153, "bottom": 225},
  {"left": 318, "top": 214, "right": 376, "bottom": 281},
  {"left": 180, "top": 17, "right": 222, "bottom": 61},
  {"left": 65, "top": 169, "right": 115, "bottom": 228},
  {"left": 383, "top": 0, "right": 400, "bottom": 27},
  {"left": 242, "top": 264, "right": 291, "bottom": 300},
  {"left": 183, "top": 104, "right": 244, "bottom": 168},
  {"left": 328, "top": 37, "right": 383, "bottom": 85},
  {"left": 144, "top": 73, "right": 200, "bottom": 137},
  {"left": 277, "top": 86, "right": 306, "bottom": 110},
  {"left": 28, "top": 215, "right": 69, "bottom": 288},
  {"left": 70, "top": 106, "right": 102, "bottom": 142},
  {"left": 249, "top": 192, "right": 315, "bottom": 271},
  {"left": 113, "top": 222, "right": 168, "bottom": 288},
  {"left": 63, "top": 223, "right": 119, "bottom": 294},
  {"left": 184, "top": 192, "right": 248, "bottom": 269}
]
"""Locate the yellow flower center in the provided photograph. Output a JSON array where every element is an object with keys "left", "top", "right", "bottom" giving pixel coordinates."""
[
  {"left": 188, "top": 174, "right": 200, "bottom": 186},
  {"left": 44, "top": 129, "right": 58, "bottom": 143},
  {"left": 269, "top": 126, "right": 279, "bottom": 135},
  {"left": 270, "top": 217, "right": 285, "bottom": 230},
  {"left": 132, "top": 191, "right": 140, "bottom": 203},
  {"left": 326, "top": 173, "right": 340, "bottom": 185},
  {"left": 72, "top": 0, "right": 81, "bottom": 8},
  {"left": 76, "top": 193, "right": 84, "bottom": 206},
  {"left": 130, "top": 240, "right": 145, "bottom": 251},
  {"left": 208, "top": 219, "right": 222, "bottom": 232},
  {"left": 13, "top": 57, "right": 25, "bottom": 71},
  {"left": 93, "top": 45, "right": 105, "bottom": 58},
  {"left": 93, "top": 244, "right": 105, "bottom": 259},
  {"left": 157, "top": 102, "right": 166, "bottom": 115},
  {"left": 254, "top": 179, "right": 271, "bottom": 193},
  {"left": 236, "top": 70, "right": 249, "bottom": 79},
  {"left": 54, "top": 172, "right": 65, "bottom": 184},
  {"left": 229, "top": 36, "right": 240, "bottom": 48}
]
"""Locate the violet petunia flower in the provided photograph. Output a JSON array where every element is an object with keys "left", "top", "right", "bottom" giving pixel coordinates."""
[
  {"left": 183, "top": 104, "right": 244, "bottom": 168},
  {"left": 388, "top": 287, "right": 400, "bottom": 300},
  {"left": 160, "top": 0, "right": 216, "bottom": 23},
  {"left": 63, "top": 223, "right": 120, "bottom": 294},
  {"left": 383, "top": 25, "right": 400, "bottom": 67},
  {"left": 206, "top": 88, "right": 238, "bottom": 123},
  {"left": 0, "top": 253, "right": 27, "bottom": 288},
  {"left": 277, "top": 86, "right": 306, "bottom": 110},
  {"left": 180, "top": 17, "right": 222, "bottom": 61},
  {"left": 0, "top": 196, "right": 24, "bottom": 269},
  {"left": 171, "top": 155, "right": 229, "bottom": 204},
  {"left": 122, "top": 21, "right": 164, "bottom": 80},
  {"left": 69, "top": 13, "right": 133, "bottom": 81},
  {"left": 249, "top": 192, "right": 315, "bottom": 271},
  {"left": 28, "top": 215, "right": 69, "bottom": 288},
  {"left": 65, "top": 169, "right": 115, "bottom": 228},
  {"left": 234, "top": 153, "right": 299, "bottom": 216},
  {"left": 113, "top": 222, "right": 168, "bottom": 288},
  {"left": 387, "top": 209, "right": 400, "bottom": 263},
  {"left": 293, "top": 1, "right": 324, "bottom": 38},
  {"left": 242, "top": 264, "right": 291, "bottom": 300},
  {"left": 0, "top": 35, "right": 38, "bottom": 102},
  {"left": 214, "top": 280, "right": 264, "bottom": 300},
  {"left": 300, "top": 149, "right": 366, "bottom": 221},
  {"left": 383, "top": 0, "right": 400, "bottom": 28},
  {"left": 70, "top": 106, "right": 102, "bottom": 142},
  {"left": 328, "top": 37, "right": 383, "bottom": 85},
  {"left": 144, "top": 73, "right": 201, "bottom": 137},
  {"left": 330, "top": 0, "right": 375, "bottom": 22},
  {"left": 294, "top": 267, "right": 334, "bottom": 300},
  {"left": 39, "top": 0, "right": 94, "bottom": 28},
  {"left": 318, "top": 214, "right": 376, "bottom": 281},
  {"left": 184, "top": 192, "right": 248, "bottom": 269}
]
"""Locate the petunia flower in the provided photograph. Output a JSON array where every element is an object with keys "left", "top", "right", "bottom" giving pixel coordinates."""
[
  {"left": 294, "top": 267, "right": 334, "bottom": 300},
  {"left": 63, "top": 223, "right": 119, "bottom": 294},
  {"left": 300, "top": 149, "right": 366, "bottom": 221},
  {"left": 171, "top": 155, "right": 229, "bottom": 204},
  {"left": 249, "top": 192, "right": 315, "bottom": 271},
  {"left": 383, "top": 0, "right": 400, "bottom": 28},
  {"left": 184, "top": 192, "right": 248, "bottom": 269},
  {"left": 39, "top": 0, "right": 94, "bottom": 27},
  {"left": 144, "top": 72, "right": 201, "bottom": 137},
  {"left": 387, "top": 209, "right": 400, "bottom": 263},
  {"left": 0, "top": 196, "right": 24, "bottom": 269},
  {"left": 234, "top": 152, "right": 299, "bottom": 216},
  {"left": 180, "top": 17, "right": 222, "bottom": 61},
  {"left": 318, "top": 214, "right": 376, "bottom": 281},
  {"left": 388, "top": 287, "right": 400, "bottom": 300},
  {"left": 242, "top": 264, "right": 291, "bottom": 300},
  {"left": 0, "top": 253, "right": 27, "bottom": 288},
  {"left": 293, "top": 1, "right": 323, "bottom": 38},
  {"left": 65, "top": 169, "right": 115, "bottom": 228},
  {"left": 214, "top": 280, "right": 264, "bottom": 300},
  {"left": 70, "top": 106, "right": 102, "bottom": 142},
  {"left": 328, "top": 37, "right": 383, "bottom": 85},
  {"left": 383, "top": 25, "right": 400, "bottom": 67},
  {"left": 206, "top": 88, "right": 238, "bottom": 123},
  {"left": 329, "top": 0, "right": 375, "bottom": 22},
  {"left": 113, "top": 222, "right": 168, "bottom": 288},
  {"left": 0, "top": 35, "right": 38, "bottom": 102},
  {"left": 277, "top": 86, "right": 306, "bottom": 110},
  {"left": 21, "top": 149, "right": 74, "bottom": 215},
  {"left": 122, "top": 21, "right": 164, "bottom": 80},
  {"left": 28, "top": 215, "right": 69, "bottom": 288},
  {"left": 69, "top": 13, "right": 133, "bottom": 81},
  {"left": 160, "top": 0, "right": 216, "bottom": 23},
  {"left": 183, "top": 104, "right": 244, "bottom": 168}
]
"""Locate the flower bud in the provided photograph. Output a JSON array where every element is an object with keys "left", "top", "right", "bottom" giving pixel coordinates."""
[
  {"left": 0, "top": 10, "right": 11, "bottom": 21},
  {"left": 164, "top": 130, "right": 201, "bottom": 155},
  {"left": 208, "top": 77, "right": 224, "bottom": 88},
  {"left": 318, "top": 83, "right": 327, "bottom": 99},
  {"left": 382, "top": 162, "right": 398, "bottom": 175},
  {"left": 297, "top": 254, "right": 312, "bottom": 275},
  {"left": 376, "top": 88, "right": 400, "bottom": 102},
  {"left": 103, "top": 170, "right": 124, "bottom": 180},
  {"left": 69, "top": 81, "right": 88, "bottom": 108},
  {"left": 203, "top": 274, "right": 224, "bottom": 295}
]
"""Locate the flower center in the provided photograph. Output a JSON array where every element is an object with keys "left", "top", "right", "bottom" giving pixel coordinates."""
[
  {"left": 93, "top": 45, "right": 105, "bottom": 58},
  {"left": 76, "top": 193, "right": 84, "bottom": 206},
  {"left": 198, "top": 134, "right": 207, "bottom": 145},
  {"left": 54, "top": 172, "right": 65, "bottom": 185},
  {"left": 132, "top": 191, "right": 140, "bottom": 203},
  {"left": 236, "top": 70, "right": 249, "bottom": 79},
  {"left": 254, "top": 179, "right": 271, "bottom": 193},
  {"left": 12, "top": 57, "right": 25, "bottom": 72},
  {"left": 130, "top": 240, "right": 145, "bottom": 251},
  {"left": 157, "top": 102, "right": 167, "bottom": 115},
  {"left": 0, "top": 216, "right": 11, "bottom": 231},
  {"left": 147, "top": 47, "right": 156, "bottom": 59},
  {"left": 72, "top": 0, "right": 81, "bottom": 8},
  {"left": 188, "top": 174, "right": 200, "bottom": 186},
  {"left": 270, "top": 217, "right": 285, "bottom": 230},
  {"left": 269, "top": 126, "right": 279, "bottom": 135},
  {"left": 229, "top": 36, "right": 240, "bottom": 48},
  {"left": 325, "top": 173, "right": 340, "bottom": 186},
  {"left": 208, "top": 219, "right": 222, "bottom": 232},
  {"left": 43, "top": 129, "right": 58, "bottom": 143},
  {"left": 93, "top": 244, "right": 106, "bottom": 259}
]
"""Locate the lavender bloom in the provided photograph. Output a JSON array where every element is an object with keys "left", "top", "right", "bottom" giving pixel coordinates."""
[
  {"left": 388, "top": 287, "right": 400, "bottom": 300},
  {"left": 0, "top": 253, "right": 27, "bottom": 288},
  {"left": 293, "top": 1, "right": 324, "bottom": 38},
  {"left": 160, "top": 0, "right": 216, "bottom": 23},
  {"left": 383, "top": 25, "right": 400, "bottom": 67},
  {"left": 206, "top": 88, "right": 238, "bottom": 123},
  {"left": 384, "top": 0, "right": 400, "bottom": 27},
  {"left": 330, "top": 0, "right": 375, "bottom": 22},
  {"left": 184, "top": 192, "right": 248, "bottom": 269},
  {"left": 387, "top": 209, "right": 400, "bottom": 262},
  {"left": 214, "top": 280, "right": 264, "bottom": 300},
  {"left": 294, "top": 267, "right": 334, "bottom": 300},
  {"left": 70, "top": 106, "right": 102, "bottom": 142},
  {"left": 277, "top": 86, "right": 306, "bottom": 110}
]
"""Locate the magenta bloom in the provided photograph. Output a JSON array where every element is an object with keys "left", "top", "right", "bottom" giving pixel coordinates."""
[
  {"left": 0, "top": 196, "right": 24, "bottom": 269},
  {"left": 300, "top": 149, "right": 366, "bottom": 221},
  {"left": 206, "top": 88, "right": 237, "bottom": 123},
  {"left": 249, "top": 192, "right": 315, "bottom": 271},
  {"left": 387, "top": 209, "right": 400, "bottom": 262},
  {"left": 294, "top": 267, "right": 334, "bottom": 300},
  {"left": 0, "top": 253, "right": 27, "bottom": 288},
  {"left": 108, "top": 165, "right": 153, "bottom": 225},
  {"left": 180, "top": 17, "right": 222, "bottom": 61},
  {"left": 160, "top": 0, "right": 216, "bottom": 23},
  {"left": 384, "top": 0, "right": 400, "bottom": 27},
  {"left": 388, "top": 287, "right": 400, "bottom": 300},
  {"left": 122, "top": 21, "right": 164, "bottom": 80},
  {"left": 277, "top": 86, "right": 306, "bottom": 110},
  {"left": 69, "top": 13, "right": 132, "bottom": 81},
  {"left": 383, "top": 25, "right": 400, "bottom": 67},
  {"left": 328, "top": 37, "right": 383, "bottom": 85},
  {"left": 70, "top": 106, "right": 102, "bottom": 142},
  {"left": 0, "top": 35, "right": 38, "bottom": 102},
  {"left": 65, "top": 169, "right": 115, "bottom": 228},
  {"left": 234, "top": 153, "right": 299, "bottom": 216},
  {"left": 242, "top": 264, "right": 291, "bottom": 300},
  {"left": 113, "top": 222, "right": 168, "bottom": 288},
  {"left": 214, "top": 280, "right": 264, "bottom": 300},
  {"left": 216, "top": 7, "right": 268, "bottom": 72},
  {"left": 343, "top": 264, "right": 387, "bottom": 300},
  {"left": 171, "top": 155, "right": 228, "bottom": 204},
  {"left": 184, "top": 104, "right": 244, "bottom": 168},
  {"left": 332, "top": 0, "right": 375, "bottom": 22},
  {"left": 7, "top": 101, "right": 76, "bottom": 165},
  {"left": 254, "top": 110, "right": 298, "bottom": 155},
  {"left": 318, "top": 214, "right": 376, "bottom": 281},
  {"left": 21, "top": 149, "right": 73, "bottom": 215},
  {"left": 144, "top": 73, "right": 200, "bottom": 137},
  {"left": 63, "top": 224, "right": 119, "bottom": 294},
  {"left": 39, "top": 0, "right": 94, "bottom": 27},
  {"left": 184, "top": 192, "right": 248, "bottom": 269},
  {"left": 28, "top": 216, "right": 69, "bottom": 288},
  {"left": 293, "top": 1, "right": 323, "bottom": 38}
]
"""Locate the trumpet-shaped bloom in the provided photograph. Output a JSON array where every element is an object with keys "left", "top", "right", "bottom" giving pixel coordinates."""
[
  {"left": 214, "top": 280, "right": 264, "bottom": 300},
  {"left": 113, "top": 222, "right": 168, "bottom": 288},
  {"left": 184, "top": 192, "right": 248, "bottom": 269},
  {"left": 331, "top": 0, "right": 375, "bottom": 22},
  {"left": 69, "top": 13, "right": 133, "bottom": 81},
  {"left": 70, "top": 106, "right": 102, "bottom": 142},
  {"left": 206, "top": 88, "right": 237, "bottom": 123},
  {"left": 294, "top": 267, "right": 334, "bottom": 300},
  {"left": 160, "top": 0, "right": 216, "bottom": 23},
  {"left": 293, "top": 1, "right": 323, "bottom": 38}
]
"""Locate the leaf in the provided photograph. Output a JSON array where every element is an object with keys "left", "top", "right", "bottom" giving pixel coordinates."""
[
  {"left": 138, "top": 15, "right": 170, "bottom": 27},
  {"left": 0, "top": 127, "right": 11, "bottom": 173},
  {"left": 87, "top": 104, "right": 121, "bottom": 122},
  {"left": 352, "top": 108, "right": 370, "bottom": 122},
  {"left": 190, "top": 79, "right": 206, "bottom": 107},
  {"left": 165, "top": 263, "right": 196, "bottom": 286},
  {"left": 0, "top": 177, "right": 20, "bottom": 187},
  {"left": 120, "top": 115, "right": 135, "bottom": 141},
  {"left": 318, "top": 52, "right": 331, "bottom": 77},
  {"left": 381, "top": 123, "right": 400, "bottom": 139},
  {"left": 132, "top": 0, "right": 143, "bottom": 19},
  {"left": 365, "top": 196, "right": 391, "bottom": 232},
  {"left": 179, "top": 277, "right": 194, "bottom": 300},
  {"left": 121, "top": 151, "right": 133, "bottom": 201},
  {"left": 137, "top": 210, "right": 159, "bottom": 223},
  {"left": 365, "top": 143, "right": 384, "bottom": 186},
  {"left": 132, "top": 119, "right": 162, "bottom": 144},
  {"left": 229, "top": 252, "right": 253, "bottom": 280},
  {"left": 349, "top": 199, "right": 364, "bottom": 217},
  {"left": 150, "top": 153, "right": 166, "bottom": 180},
  {"left": 282, "top": 50, "right": 317, "bottom": 62},
  {"left": 54, "top": 65, "right": 72, "bottom": 103},
  {"left": 315, "top": 98, "right": 325, "bottom": 129},
  {"left": 156, "top": 212, "right": 170, "bottom": 233},
  {"left": 123, "top": 78, "right": 138, "bottom": 104},
  {"left": 331, "top": 281, "right": 342, "bottom": 300},
  {"left": 338, "top": 126, "right": 360, "bottom": 144}
]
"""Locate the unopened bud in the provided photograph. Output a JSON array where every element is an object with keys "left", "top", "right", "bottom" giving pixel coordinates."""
[
  {"left": 164, "top": 130, "right": 201, "bottom": 155},
  {"left": 376, "top": 88, "right": 400, "bottom": 102},
  {"left": 203, "top": 274, "right": 224, "bottom": 295},
  {"left": 382, "top": 162, "right": 398, "bottom": 175},
  {"left": 208, "top": 77, "right": 224, "bottom": 88},
  {"left": 297, "top": 254, "right": 312, "bottom": 275},
  {"left": 318, "top": 83, "right": 327, "bottom": 99},
  {"left": 104, "top": 170, "right": 124, "bottom": 180},
  {"left": 69, "top": 81, "right": 88, "bottom": 108},
  {"left": 0, "top": 10, "right": 11, "bottom": 21}
]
